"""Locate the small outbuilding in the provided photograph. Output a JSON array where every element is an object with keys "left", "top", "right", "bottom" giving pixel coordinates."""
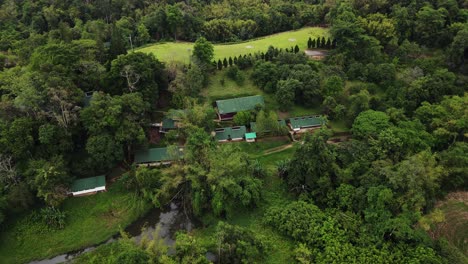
[
  {"left": 215, "top": 95, "right": 264, "bottom": 121},
  {"left": 245, "top": 132, "right": 257, "bottom": 142},
  {"left": 70, "top": 175, "right": 106, "bottom": 196},
  {"left": 214, "top": 126, "right": 247, "bottom": 142},
  {"left": 159, "top": 118, "right": 178, "bottom": 133},
  {"left": 134, "top": 147, "right": 184, "bottom": 167},
  {"left": 288, "top": 115, "right": 325, "bottom": 132}
]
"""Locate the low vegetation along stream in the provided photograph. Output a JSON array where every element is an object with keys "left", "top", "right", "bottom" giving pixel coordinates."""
[{"left": 29, "top": 203, "right": 197, "bottom": 264}]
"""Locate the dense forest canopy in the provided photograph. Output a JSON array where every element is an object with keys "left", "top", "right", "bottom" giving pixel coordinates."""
[{"left": 0, "top": 0, "right": 467, "bottom": 263}]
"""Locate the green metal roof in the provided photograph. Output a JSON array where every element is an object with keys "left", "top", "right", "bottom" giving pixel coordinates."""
[
  {"left": 134, "top": 147, "right": 183, "bottom": 164},
  {"left": 215, "top": 126, "right": 247, "bottom": 141},
  {"left": 71, "top": 175, "right": 105, "bottom": 192},
  {"left": 162, "top": 118, "right": 176, "bottom": 129},
  {"left": 216, "top": 95, "right": 264, "bottom": 114},
  {"left": 245, "top": 132, "right": 257, "bottom": 139},
  {"left": 250, "top": 119, "right": 287, "bottom": 132},
  {"left": 289, "top": 116, "right": 325, "bottom": 129}
]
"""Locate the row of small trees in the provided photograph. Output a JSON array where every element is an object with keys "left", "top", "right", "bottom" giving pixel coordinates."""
[
  {"left": 307, "top": 37, "right": 336, "bottom": 49},
  {"left": 214, "top": 45, "right": 301, "bottom": 70}
]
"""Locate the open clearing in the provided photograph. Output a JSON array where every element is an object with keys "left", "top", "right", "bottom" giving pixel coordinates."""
[
  {"left": 137, "top": 27, "right": 329, "bottom": 64},
  {"left": 429, "top": 192, "right": 468, "bottom": 256}
]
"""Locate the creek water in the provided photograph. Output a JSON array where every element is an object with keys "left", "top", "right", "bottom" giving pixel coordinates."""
[{"left": 29, "top": 202, "right": 196, "bottom": 264}]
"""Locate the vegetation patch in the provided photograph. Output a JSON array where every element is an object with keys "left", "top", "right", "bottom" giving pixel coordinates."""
[
  {"left": 0, "top": 181, "right": 150, "bottom": 264},
  {"left": 138, "top": 27, "right": 329, "bottom": 64}
]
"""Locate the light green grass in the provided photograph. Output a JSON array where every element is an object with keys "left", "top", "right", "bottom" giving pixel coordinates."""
[
  {"left": 138, "top": 27, "right": 329, "bottom": 64},
  {"left": 0, "top": 181, "right": 151, "bottom": 264}
]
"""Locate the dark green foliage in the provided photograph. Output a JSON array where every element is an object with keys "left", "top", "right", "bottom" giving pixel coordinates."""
[
  {"left": 316, "top": 37, "right": 321, "bottom": 48},
  {"left": 286, "top": 130, "right": 337, "bottom": 203},
  {"left": 40, "top": 207, "right": 66, "bottom": 229},
  {"left": 215, "top": 222, "right": 266, "bottom": 263},
  {"left": 193, "top": 37, "right": 214, "bottom": 65},
  {"left": 307, "top": 37, "right": 312, "bottom": 48},
  {"left": 228, "top": 56, "right": 233, "bottom": 66},
  {"left": 223, "top": 58, "right": 228, "bottom": 68},
  {"left": 225, "top": 65, "right": 245, "bottom": 85},
  {"left": 294, "top": 45, "right": 299, "bottom": 53},
  {"left": 276, "top": 79, "right": 300, "bottom": 111},
  {"left": 217, "top": 59, "right": 222, "bottom": 70},
  {"left": 108, "top": 52, "right": 166, "bottom": 110},
  {"left": 251, "top": 61, "right": 279, "bottom": 93}
]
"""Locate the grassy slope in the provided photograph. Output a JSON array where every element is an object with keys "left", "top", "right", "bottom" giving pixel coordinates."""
[
  {"left": 429, "top": 193, "right": 468, "bottom": 256},
  {"left": 0, "top": 181, "right": 150, "bottom": 264},
  {"left": 137, "top": 27, "right": 329, "bottom": 64}
]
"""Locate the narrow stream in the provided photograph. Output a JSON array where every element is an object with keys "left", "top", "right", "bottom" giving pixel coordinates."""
[{"left": 29, "top": 202, "right": 196, "bottom": 264}]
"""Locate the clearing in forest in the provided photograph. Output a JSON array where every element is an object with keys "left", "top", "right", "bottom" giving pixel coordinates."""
[
  {"left": 137, "top": 27, "right": 329, "bottom": 64},
  {"left": 428, "top": 191, "right": 468, "bottom": 256}
]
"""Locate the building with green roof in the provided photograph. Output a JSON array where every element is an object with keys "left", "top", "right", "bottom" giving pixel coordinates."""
[
  {"left": 134, "top": 147, "right": 184, "bottom": 166},
  {"left": 245, "top": 132, "right": 257, "bottom": 142},
  {"left": 214, "top": 126, "right": 247, "bottom": 142},
  {"left": 70, "top": 175, "right": 106, "bottom": 196},
  {"left": 250, "top": 119, "right": 287, "bottom": 133},
  {"left": 288, "top": 115, "right": 325, "bottom": 132},
  {"left": 215, "top": 95, "right": 264, "bottom": 120},
  {"left": 160, "top": 118, "right": 178, "bottom": 133}
]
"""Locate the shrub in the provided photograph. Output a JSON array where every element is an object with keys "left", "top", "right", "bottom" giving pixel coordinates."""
[
  {"left": 225, "top": 65, "right": 245, "bottom": 85},
  {"left": 40, "top": 206, "right": 66, "bottom": 229}
]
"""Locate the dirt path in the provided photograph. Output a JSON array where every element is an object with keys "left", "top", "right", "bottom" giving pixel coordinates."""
[{"left": 263, "top": 143, "right": 294, "bottom": 155}]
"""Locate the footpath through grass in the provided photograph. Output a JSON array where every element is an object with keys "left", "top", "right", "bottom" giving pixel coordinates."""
[
  {"left": 138, "top": 27, "right": 329, "bottom": 64},
  {"left": 0, "top": 181, "right": 151, "bottom": 264}
]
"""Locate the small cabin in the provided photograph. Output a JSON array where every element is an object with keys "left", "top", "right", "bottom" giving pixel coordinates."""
[
  {"left": 215, "top": 96, "right": 264, "bottom": 121},
  {"left": 69, "top": 175, "right": 106, "bottom": 196},
  {"left": 245, "top": 132, "right": 257, "bottom": 143},
  {"left": 288, "top": 116, "right": 325, "bottom": 133},
  {"left": 214, "top": 126, "right": 247, "bottom": 142},
  {"left": 134, "top": 147, "right": 184, "bottom": 167}
]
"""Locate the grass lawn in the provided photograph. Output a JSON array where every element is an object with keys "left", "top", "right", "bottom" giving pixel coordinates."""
[
  {"left": 137, "top": 27, "right": 329, "bottom": 64},
  {"left": 0, "top": 181, "right": 151, "bottom": 264}
]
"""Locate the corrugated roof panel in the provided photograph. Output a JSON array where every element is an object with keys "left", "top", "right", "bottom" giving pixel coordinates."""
[{"left": 216, "top": 96, "right": 264, "bottom": 114}]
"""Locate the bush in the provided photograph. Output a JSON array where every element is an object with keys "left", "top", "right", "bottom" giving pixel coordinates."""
[
  {"left": 233, "top": 111, "right": 252, "bottom": 126},
  {"left": 215, "top": 222, "right": 266, "bottom": 263},
  {"left": 225, "top": 65, "right": 245, "bottom": 85},
  {"left": 40, "top": 206, "right": 66, "bottom": 229}
]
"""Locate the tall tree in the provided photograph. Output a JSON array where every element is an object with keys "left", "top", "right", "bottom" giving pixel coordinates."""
[{"left": 192, "top": 37, "right": 214, "bottom": 65}]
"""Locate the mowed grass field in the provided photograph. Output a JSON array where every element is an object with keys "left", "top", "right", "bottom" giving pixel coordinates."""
[{"left": 137, "top": 27, "right": 329, "bottom": 64}]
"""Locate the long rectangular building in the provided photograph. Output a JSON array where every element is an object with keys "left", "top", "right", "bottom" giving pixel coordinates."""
[
  {"left": 214, "top": 126, "right": 247, "bottom": 142},
  {"left": 215, "top": 95, "right": 264, "bottom": 121},
  {"left": 70, "top": 175, "right": 106, "bottom": 196},
  {"left": 134, "top": 147, "right": 184, "bottom": 166},
  {"left": 288, "top": 115, "right": 325, "bottom": 132}
]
